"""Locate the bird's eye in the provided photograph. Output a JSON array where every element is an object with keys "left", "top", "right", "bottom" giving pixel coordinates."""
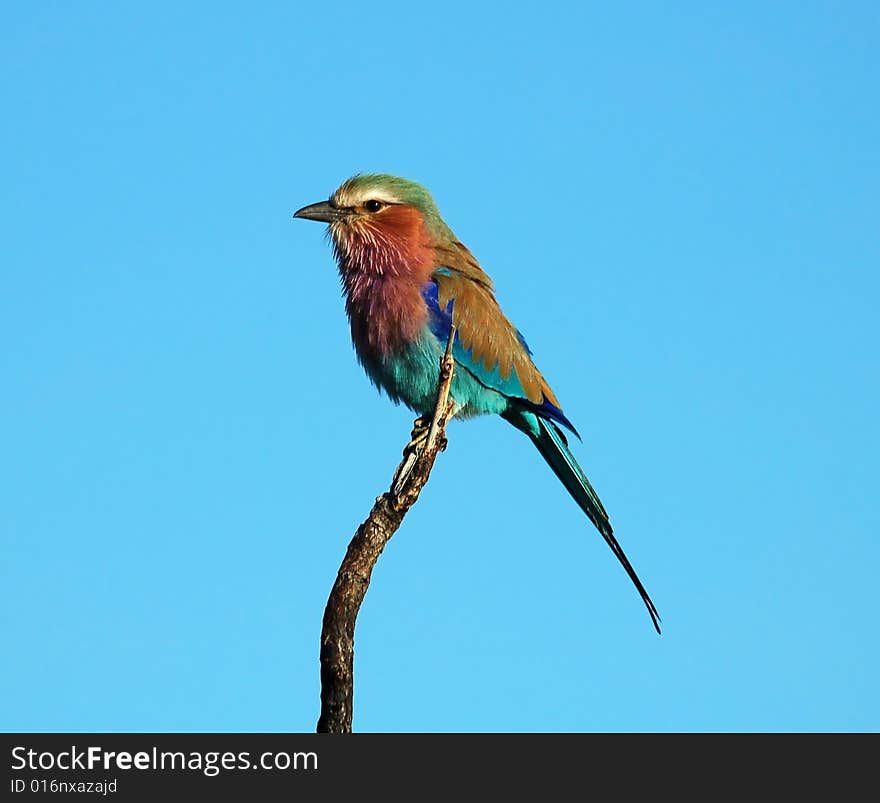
[{"left": 364, "top": 200, "right": 384, "bottom": 212}]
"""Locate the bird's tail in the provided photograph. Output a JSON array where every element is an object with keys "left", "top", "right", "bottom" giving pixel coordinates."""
[{"left": 524, "top": 415, "right": 661, "bottom": 634}]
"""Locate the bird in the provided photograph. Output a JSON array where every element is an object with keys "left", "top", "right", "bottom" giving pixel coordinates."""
[{"left": 294, "top": 174, "right": 660, "bottom": 633}]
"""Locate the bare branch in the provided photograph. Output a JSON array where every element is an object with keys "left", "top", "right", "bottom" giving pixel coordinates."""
[{"left": 317, "top": 326, "right": 457, "bottom": 733}]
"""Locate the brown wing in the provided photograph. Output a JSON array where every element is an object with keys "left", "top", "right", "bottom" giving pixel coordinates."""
[{"left": 433, "top": 243, "right": 561, "bottom": 409}]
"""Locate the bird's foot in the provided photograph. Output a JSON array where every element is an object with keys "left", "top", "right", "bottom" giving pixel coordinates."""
[
  {"left": 391, "top": 416, "right": 435, "bottom": 495},
  {"left": 405, "top": 415, "right": 432, "bottom": 454}
]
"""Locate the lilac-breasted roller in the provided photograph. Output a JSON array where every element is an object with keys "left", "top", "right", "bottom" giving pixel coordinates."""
[{"left": 294, "top": 174, "right": 660, "bottom": 633}]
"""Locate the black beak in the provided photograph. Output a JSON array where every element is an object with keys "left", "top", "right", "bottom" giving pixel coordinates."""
[{"left": 293, "top": 200, "right": 346, "bottom": 223}]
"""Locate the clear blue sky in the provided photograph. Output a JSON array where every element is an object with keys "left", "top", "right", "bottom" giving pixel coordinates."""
[{"left": 2, "top": 2, "right": 878, "bottom": 732}]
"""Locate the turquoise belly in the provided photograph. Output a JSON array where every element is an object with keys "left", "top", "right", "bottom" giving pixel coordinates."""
[{"left": 359, "top": 331, "right": 509, "bottom": 419}]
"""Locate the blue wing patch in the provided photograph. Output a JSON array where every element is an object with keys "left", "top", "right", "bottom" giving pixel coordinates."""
[
  {"left": 516, "top": 330, "right": 533, "bottom": 355},
  {"left": 533, "top": 398, "right": 579, "bottom": 439},
  {"left": 422, "top": 280, "right": 454, "bottom": 342}
]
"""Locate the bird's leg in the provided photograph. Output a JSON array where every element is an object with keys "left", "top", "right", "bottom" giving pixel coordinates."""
[
  {"left": 405, "top": 415, "right": 432, "bottom": 454},
  {"left": 391, "top": 416, "right": 432, "bottom": 495},
  {"left": 391, "top": 405, "right": 459, "bottom": 496}
]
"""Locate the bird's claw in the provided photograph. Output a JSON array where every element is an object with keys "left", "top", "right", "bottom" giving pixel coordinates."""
[
  {"left": 402, "top": 415, "right": 431, "bottom": 456},
  {"left": 392, "top": 416, "right": 434, "bottom": 495}
]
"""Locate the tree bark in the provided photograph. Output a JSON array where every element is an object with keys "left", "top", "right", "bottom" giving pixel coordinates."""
[{"left": 317, "top": 328, "right": 457, "bottom": 733}]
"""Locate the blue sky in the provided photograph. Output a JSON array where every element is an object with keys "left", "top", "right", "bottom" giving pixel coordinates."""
[{"left": 2, "top": 2, "right": 878, "bottom": 732}]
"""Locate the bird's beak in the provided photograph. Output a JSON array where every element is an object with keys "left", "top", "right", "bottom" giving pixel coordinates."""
[{"left": 293, "top": 200, "right": 346, "bottom": 223}]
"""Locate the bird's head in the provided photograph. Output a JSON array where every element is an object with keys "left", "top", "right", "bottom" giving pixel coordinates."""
[{"left": 294, "top": 174, "right": 453, "bottom": 274}]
